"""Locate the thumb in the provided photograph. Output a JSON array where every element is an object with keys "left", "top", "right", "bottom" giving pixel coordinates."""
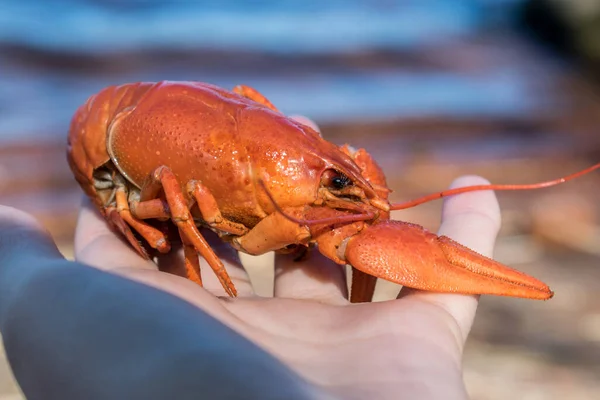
[
  {"left": 0, "top": 206, "right": 63, "bottom": 262},
  {"left": 0, "top": 206, "right": 64, "bottom": 315}
]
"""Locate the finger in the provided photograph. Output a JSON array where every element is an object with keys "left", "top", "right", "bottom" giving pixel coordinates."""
[
  {"left": 76, "top": 198, "right": 255, "bottom": 297},
  {"left": 397, "top": 175, "right": 501, "bottom": 342},
  {"left": 289, "top": 115, "right": 321, "bottom": 133},
  {"left": 274, "top": 250, "right": 348, "bottom": 305},
  {"left": 0, "top": 206, "right": 64, "bottom": 314},
  {"left": 74, "top": 198, "right": 156, "bottom": 271},
  {"left": 274, "top": 116, "right": 348, "bottom": 304},
  {"left": 0, "top": 205, "right": 63, "bottom": 263},
  {"left": 161, "top": 229, "right": 254, "bottom": 298}
]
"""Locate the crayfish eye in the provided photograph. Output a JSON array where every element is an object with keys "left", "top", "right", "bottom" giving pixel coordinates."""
[
  {"left": 331, "top": 175, "right": 351, "bottom": 189},
  {"left": 322, "top": 170, "right": 352, "bottom": 190}
]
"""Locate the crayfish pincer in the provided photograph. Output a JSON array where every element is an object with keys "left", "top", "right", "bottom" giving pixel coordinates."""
[{"left": 67, "top": 81, "right": 600, "bottom": 302}]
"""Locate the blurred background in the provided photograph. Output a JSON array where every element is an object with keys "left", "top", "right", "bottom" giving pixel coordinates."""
[{"left": 1, "top": 0, "right": 599, "bottom": 398}]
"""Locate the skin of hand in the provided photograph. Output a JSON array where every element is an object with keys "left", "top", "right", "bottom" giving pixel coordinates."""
[
  {"left": 0, "top": 117, "right": 501, "bottom": 399},
  {"left": 0, "top": 174, "right": 500, "bottom": 400}
]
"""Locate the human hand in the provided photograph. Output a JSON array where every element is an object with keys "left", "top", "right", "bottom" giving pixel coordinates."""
[{"left": 0, "top": 170, "right": 499, "bottom": 400}]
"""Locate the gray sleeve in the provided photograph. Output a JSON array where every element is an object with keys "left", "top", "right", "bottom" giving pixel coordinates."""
[{"left": 0, "top": 238, "right": 314, "bottom": 400}]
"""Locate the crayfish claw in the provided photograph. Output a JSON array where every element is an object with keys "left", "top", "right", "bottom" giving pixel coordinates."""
[{"left": 344, "top": 220, "right": 553, "bottom": 300}]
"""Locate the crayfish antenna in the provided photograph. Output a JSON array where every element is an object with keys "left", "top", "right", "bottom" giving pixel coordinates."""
[{"left": 391, "top": 162, "right": 600, "bottom": 211}]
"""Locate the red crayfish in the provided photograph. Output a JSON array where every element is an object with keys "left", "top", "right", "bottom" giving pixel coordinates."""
[{"left": 67, "top": 81, "right": 599, "bottom": 302}]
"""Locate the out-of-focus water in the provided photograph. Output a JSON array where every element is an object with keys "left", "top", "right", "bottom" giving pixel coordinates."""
[
  {"left": 0, "top": 0, "right": 538, "bottom": 143},
  {"left": 2, "top": 0, "right": 484, "bottom": 53}
]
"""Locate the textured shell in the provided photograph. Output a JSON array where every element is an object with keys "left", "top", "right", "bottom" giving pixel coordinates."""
[
  {"left": 67, "top": 82, "right": 153, "bottom": 210},
  {"left": 67, "top": 81, "right": 375, "bottom": 226}
]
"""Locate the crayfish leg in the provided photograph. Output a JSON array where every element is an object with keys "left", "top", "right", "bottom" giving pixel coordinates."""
[
  {"left": 113, "top": 188, "right": 171, "bottom": 254},
  {"left": 233, "top": 210, "right": 311, "bottom": 255},
  {"left": 186, "top": 180, "right": 249, "bottom": 236},
  {"left": 179, "top": 228, "right": 203, "bottom": 286},
  {"left": 233, "top": 85, "right": 280, "bottom": 112},
  {"left": 140, "top": 166, "right": 237, "bottom": 297},
  {"left": 106, "top": 208, "right": 150, "bottom": 259},
  {"left": 350, "top": 268, "right": 378, "bottom": 303}
]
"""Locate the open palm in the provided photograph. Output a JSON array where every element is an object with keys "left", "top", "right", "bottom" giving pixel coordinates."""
[{"left": 72, "top": 174, "right": 499, "bottom": 400}]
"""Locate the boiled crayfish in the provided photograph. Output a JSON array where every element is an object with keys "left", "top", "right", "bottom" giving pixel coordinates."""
[{"left": 67, "top": 81, "right": 599, "bottom": 302}]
